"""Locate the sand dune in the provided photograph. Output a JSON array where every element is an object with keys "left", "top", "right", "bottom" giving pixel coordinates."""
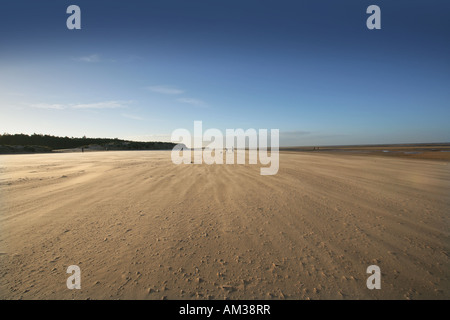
[{"left": 0, "top": 151, "right": 449, "bottom": 299}]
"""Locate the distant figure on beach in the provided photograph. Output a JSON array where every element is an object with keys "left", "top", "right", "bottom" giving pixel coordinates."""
[{"left": 82, "top": 147, "right": 84, "bottom": 153}]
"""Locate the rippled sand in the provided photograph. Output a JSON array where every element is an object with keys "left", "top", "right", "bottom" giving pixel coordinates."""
[{"left": 0, "top": 151, "right": 449, "bottom": 299}]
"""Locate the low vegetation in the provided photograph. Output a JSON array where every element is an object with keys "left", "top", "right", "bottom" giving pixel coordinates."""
[{"left": 0, "top": 133, "right": 176, "bottom": 154}]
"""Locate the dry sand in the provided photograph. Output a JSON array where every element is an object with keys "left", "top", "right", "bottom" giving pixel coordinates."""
[{"left": 0, "top": 151, "right": 449, "bottom": 300}]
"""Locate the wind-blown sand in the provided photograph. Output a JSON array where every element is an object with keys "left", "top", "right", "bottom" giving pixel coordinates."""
[{"left": 0, "top": 151, "right": 449, "bottom": 299}]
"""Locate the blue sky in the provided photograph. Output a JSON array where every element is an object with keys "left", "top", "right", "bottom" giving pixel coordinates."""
[{"left": 0, "top": 0, "right": 449, "bottom": 146}]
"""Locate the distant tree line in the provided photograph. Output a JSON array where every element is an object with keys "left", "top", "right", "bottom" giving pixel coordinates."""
[{"left": 0, "top": 133, "right": 177, "bottom": 153}]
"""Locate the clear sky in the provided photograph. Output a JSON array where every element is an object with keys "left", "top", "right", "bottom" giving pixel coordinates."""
[{"left": 0, "top": 0, "right": 449, "bottom": 146}]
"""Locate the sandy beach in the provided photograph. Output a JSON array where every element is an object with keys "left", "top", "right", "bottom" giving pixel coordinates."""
[{"left": 0, "top": 151, "right": 449, "bottom": 300}]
